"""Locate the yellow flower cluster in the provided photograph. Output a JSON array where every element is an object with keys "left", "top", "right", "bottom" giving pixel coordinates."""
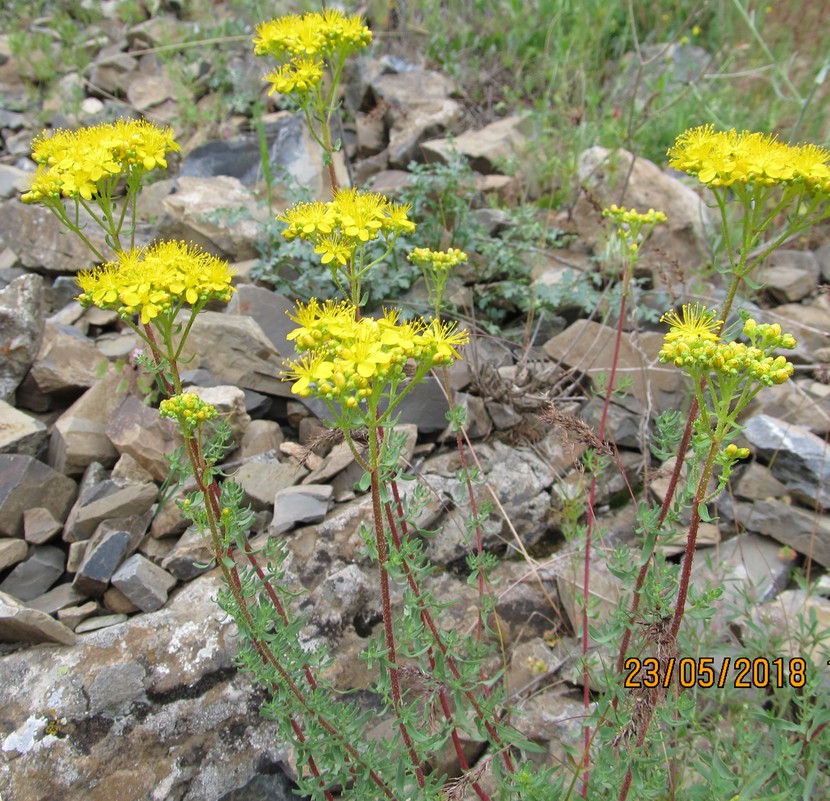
[
  {"left": 76, "top": 241, "right": 235, "bottom": 325},
  {"left": 279, "top": 188, "right": 415, "bottom": 265},
  {"left": 603, "top": 205, "right": 667, "bottom": 226},
  {"left": 253, "top": 10, "right": 372, "bottom": 97},
  {"left": 22, "top": 119, "right": 179, "bottom": 203},
  {"left": 668, "top": 125, "right": 830, "bottom": 193},
  {"left": 407, "top": 247, "right": 468, "bottom": 270},
  {"left": 658, "top": 305, "right": 796, "bottom": 386},
  {"left": 283, "top": 299, "right": 468, "bottom": 406},
  {"left": 159, "top": 393, "right": 218, "bottom": 432}
]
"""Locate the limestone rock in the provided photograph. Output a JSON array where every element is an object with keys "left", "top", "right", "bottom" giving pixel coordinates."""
[
  {"left": 111, "top": 554, "right": 177, "bottom": 612},
  {"left": 176, "top": 311, "right": 289, "bottom": 398},
  {"left": 238, "top": 419, "right": 285, "bottom": 460},
  {"left": 225, "top": 284, "right": 297, "bottom": 353},
  {"left": 422, "top": 114, "right": 530, "bottom": 174},
  {"left": 743, "top": 414, "right": 830, "bottom": 509},
  {"left": 0, "top": 399, "right": 47, "bottom": 456},
  {"left": 271, "top": 484, "right": 334, "bottom": 535},
  {"left": 48, "top": 370, "right": 123, "bottom": 475},
  {"left": 160, "top": 175, "right": 266, "bottom": 261},
  {"left": 574, "top": 146, "right": 710, "bottom": 276},
  {"left": 22, "top": 507, "right": 61, "bottom": 544},
  {"left": 0, "top": 200, "right": 98, "bottom": 274},
  {"left": 0, "top": 454, "right": 77, "bottom": 537},
  {"left": 0, "top": 590, "right": 76, "bottom": 645},
  {"left": 742, "top": 378, "right": 830, "bottom": 435},
  {"left": 188, "top": 385, "right": 251, "bottom": 446},
  {"left": 67, "top": 482, "right": 158, "bottom": 542},
  {"left": 125, "top": 68, "right": 176, "bottom": 111},
  {"left": 27, "top": 321, "right": 103, "bottom": 397},
  {"left": 543, "top": 318, "right": 677, "bottom": 412},
  {"left": 0, "top": 273, "right": 44, "bottom": 402},
  {"left": 161, "top": 527, "right": 214, "bottom": 582},
  {"left": 72, "top": 514, "right": 150, "bottom": 597},
  {"left": 0, "top": 545, "right": 64, "bottom": 602},
  {"left": 0, "top": 538, "right": 27, "bottom": 571},
  {"left": 106, "top": 393, "right": 179, "bottom": 482},
  {"left": 728, "top": 499, "right": 830, "bottom": 568},
  {"left": 234, "top": 452, "right": 308, "bottom": 511},
  {"left": 0, "top": 571, "right": 284, "bottom": 801},
  {"left": 759, "top": 249, "right": 820, "bottom": 303},
  {"left": 27, "top": 583, "right": 86, "bottom": 615}
]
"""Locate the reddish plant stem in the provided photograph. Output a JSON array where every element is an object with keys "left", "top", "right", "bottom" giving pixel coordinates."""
[
  {"left": 384, "top": 478, "right": 516, "bottom": 776},
  {"left": 382, "top": 498, "right": 492, "bottom": 801},
  {"left": 289, "top": 718, "right": 337, "bottom": 801},
  {"left": 369, "top": 453, "right": 427, "bottom": 789}
]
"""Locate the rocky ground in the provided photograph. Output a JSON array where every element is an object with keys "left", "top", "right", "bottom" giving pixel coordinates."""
[{"left": 1, "top": 5, "right": 830, "bottom": 801}]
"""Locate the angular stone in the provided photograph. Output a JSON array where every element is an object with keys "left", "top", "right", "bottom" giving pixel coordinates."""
[
  {"left": 226, "top": 284, "right": 297, "bottom": 353},
  {"left": 28, "top": 322, "right": 103, "bottom": 396},
  {"left": 23, "top": 507, "right": 62, "bottom": 544},
  {"left": 0, "top": 273, "right": 44, "bottom": 403},
  {"left": 57, "top": 600, "right": 99, "bottom": 630},
  {"left": 302, "top": 442, "right": 356, "bottom": 485},
  {"left": 235, "top": 452, "right": 308, "bottom": 511},
  {"left": 759, "top": 249, "right": 820, "bottom": 303},
  {"left": 110, "top": 452, "right": 156, "bottom": 484},
  {"left": 102, "top": 586, "right": 139, "bottom": 615},
  {"left": 0, "top": 199, "right": 98, "bottom": 275},
  {"left": 160, "top": 175, "right": 265, "bottom": 261},
  {"left": 125, "top": 68, "right": 176, "bottom": 111},
  {"left": 48, "top": 370, "right": 122, "bottom": 475},
  {"left": 238, "top": 419, "right": 285, "bottom": 460},
  {"left": 66, "top": 541, "right": 87, "bottom": 573},
  {"left": 423, "top": 114, "right": 529, "bottom": 174},
  {"left": 742, "top": 378, "right": 830, "bottom": 436},
  {"left": 743, "top": 414, "right": 830, "bottom": 509},
  {"left": 0, "top": 590, "right": 75, "bottom": 645},
  {"left": 729, "top": 499, "right": 830, "bottom": 568},
  {"left": 271, "top": 484, "right": 335, "bottom": 535},
  {"left": 111, "top": 554, "right": 177, "bottom": 612},
  {"left": 0, "top": 398, "right": 47, "bottom": 457},
  {"left": 72, "top": 515, "right": 149, "bottom": 596},
  {"left": 0, "top": 454, "right": 77, "bottom": 537},
  {"left": 543, "top": 319, "right": 678, "bottom": 413},
  {"left": 27, "top": 583, "right": 86, "bottom": 615},
  {"left": 574, "top": 146, "right": 710, "bottom": 277},
  {"left": 732, "top": 462, "right": 790, "bottom": 502},
  {"left": 74, "top": 613, "right": 128, "bottom": 633},
  {"left": 161, "top": 527, "right": 213, "bottom": 581},
  {"left": 442, "top": 392, "right": 492, "bottom": 440},
  {"left": 106, "top": 393, "right": 179, "bottom": 482},
  {"left": 0, "top": 545, "right": 66, "bottom": 601},
  {"left": 69, "top": 482, "right": 158, "bottom": 541},
  {"left": 188, "top": 384, "right": 251, "bottom": 446},
  {"left": 0, "top": 538, "right": 28, "bottom": 571},
  {"left": 176, "top": 312, "right": 289, "bottom": 398}
]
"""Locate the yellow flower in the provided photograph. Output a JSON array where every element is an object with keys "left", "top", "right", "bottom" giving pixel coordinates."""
[
  {"left": 333, "top": 187, "right": 387, "bottom": 242},
  {"left": 76, "top": 241, "right": 235, "bottom": 324},
  {"left": 253, "top": 10, "right": 371, "bottom": 62},
  {"left": 160, "top": 392, "right": 218, "bottom": 431},
  {"left": 264, "top": 57, "right": 324, "bottom": 96},
  {"left": 603, "top": 204, "right": 667, "bottom": 226},
  {"left": 314, "top": 234, "right": 354, "bottom": 266},
  {"left": 22, "top": 120, "right": 179, "bottom": 204},
  {"left": 661, "top": 303, "right": 722, "bottom": 344},
  {"left": 278, "top": 200, "right": 336, "bottom": 240},
  {"left": 408, "top": 247, "right": 468, "bottom": 270}
]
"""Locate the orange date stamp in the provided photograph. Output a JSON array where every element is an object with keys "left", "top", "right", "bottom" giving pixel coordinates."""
[{"left": 623, "top": 656, "right": 809, "bottom": 689}]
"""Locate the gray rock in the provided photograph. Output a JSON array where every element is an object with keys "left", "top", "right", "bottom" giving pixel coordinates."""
[
  {"left": 27, "top": 583, "right": 86, "bottom": 615},
  {"left": 74, "top": 613, "right": 128, "bottom": 632},
  {"left": 188, "top": 385, "right": 251, "bottom": 446},
  {"left": 731, "top": 462, "right": 789, "bottom": 502},
  {"left": 305, "top": 563, "right": 370, "bottom": 636},
  {"left": 759, "top": 249, "right": 820, "bottom": 303},
  {"left": 72, "top": 515, "right": 149, "bottom": 596},
  {"left": 102, "top": 585, "right": 140, "bottom": 615},
  {"left": 48, "top": 370, "right": 123, "bottom": 475},
  {"left": 0, "top": 538, "right": 28, "bottom": 572},
  {"left": 0, "top": 200, "right": 99, "bottom": 274},
  {"left": 442, "top": 391, "right": 492, "bottom": 440},
  {"left": 0, "top": 454, "right": 77, "bottom": 537},
  {"left": 271, "top": 484, "right": 335, "bottom": 535},
  {"left": 111, "top": 554, "right": 177, "bottom": 612},
  {"left": 226, "top": 284, "right": 297, "bottom": 353},
  {"left": 728, "top": 499, "right": 830, "bottom": 568},
  {"left": 742, "top": 378, "right": 830, "bottom": 436},
  {"left": 0, "top": 590, "right": 76, "bottom": 645},
  {"left": 88, "top": 46, "right": 138, "bottom": 95},
  {"left": 543, "top": 319, "right": 678, "bottom": 413},
  {"left": 422, "top": 114, "right": 530, "bottom": 174},
  {"left": 574, "top": 146, "right": 711, "bottom": 280},
  {"left": 23, "top": 507, "right": 62, "bottom": 544},
  {"left": 743, "top": 414, "right": 830, "bottom": 509},
  {"left": 772, "top": 300, "right": 830, "bottom": 362},
  {"left": 0, "top": 399, "right": 47, "bottom": 456},
  {"left": 160, "top": 175, "right": 264, "bottom": 261},
  {"left": 56, "top": 600, "right": 99, "bottom": 630},
  {"left": 238, "top": 419, "right": 285, "bottom": 460},
  {"left": 106, "top": 393, "right": 179, "bottom": 482},
  {"left": 234, "top": 452, "right": 308, "bottom": 511},
  {"left": 110, "top": 452, "right": 156, "bottom": 484},
  {"left": 125, "top": 67, "right": 176, "bottom": 111},
  {"left": 28, "top": 322, "right": 103, "bottom": 396},
  {"left": 161, "top": 527, "right": 214, "bottom": 581},
  {"left": 176, "top": 311, "right": 290, "bottom": 398},
  {"left": 0, "top": 273, "right": 44, "bottom": 403},
  {"left": 0, "top": 545, "right": 65, "bottom": 602},
  {"left": 69, "top": 482, "right": 158, "bottom": 541}
]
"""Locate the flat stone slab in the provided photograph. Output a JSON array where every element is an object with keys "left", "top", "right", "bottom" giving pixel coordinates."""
[
  {"left": 0, "top": 590, "right": 76, "bottom": 645},
  {"left": 271, "top": 484, "right": 334, "bottom": 535}
]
